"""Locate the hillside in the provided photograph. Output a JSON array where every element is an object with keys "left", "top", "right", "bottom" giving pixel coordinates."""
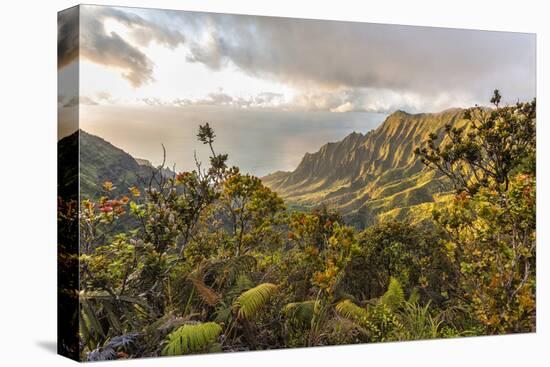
[
  {"left": 58, "top": 130, "right": 169, "bottom": 200},
  {"left": 262, "top": 109, "right": 468, "bottom": 227}
]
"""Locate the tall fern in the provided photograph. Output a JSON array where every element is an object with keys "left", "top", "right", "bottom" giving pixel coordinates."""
[
  {"left": 161, "top": 322, "right": 222, "bottom": 356},
  {"left": 380, "top": 277, "right": 405, "bottom": 310},
  {"left": 233, "top": 283, "right": 278, "bottom": 320}
]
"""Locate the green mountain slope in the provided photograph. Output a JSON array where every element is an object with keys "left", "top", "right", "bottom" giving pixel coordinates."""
[
  {"left": 262, "top": 109, "right": 468, "bottom": 227},
  {"left": 58, "top": 130, "right": 168, "bottom": 200}
]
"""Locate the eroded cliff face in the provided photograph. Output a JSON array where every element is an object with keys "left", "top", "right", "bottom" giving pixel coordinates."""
[{"left": 262, "top": 109, "right": 467, "bottom": 226}]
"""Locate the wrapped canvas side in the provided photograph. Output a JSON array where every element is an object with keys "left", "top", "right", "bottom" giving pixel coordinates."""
[{"left": 57, "top": 5, "right": 80, "bottom": 361}]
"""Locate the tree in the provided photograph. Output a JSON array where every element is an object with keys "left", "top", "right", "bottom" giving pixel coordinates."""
[
  {"left": 435, "top": 173, "right": 535, "bottom": 333},
  {"left": 354, "top": 221, "right": 453, "bottom": 302},
  {"left": 216, "top": 173, "right": 285, "bottom": 257},
  {"left": 77, "top": 123, "right": 237, "bottom": 356},
  {"left": 416, "top": 91, "right": 536, "bottom": 333},
  {"left": 415, "top": 90, "right": 536, "bottom": 195}
]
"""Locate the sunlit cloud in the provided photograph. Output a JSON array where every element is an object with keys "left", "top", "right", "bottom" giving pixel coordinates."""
[
  {"left": 60, "top": 5, "right": 535, "bottom": 113},
  {"left": 58, "top": 5, "right": 185, "bottom": 87}
]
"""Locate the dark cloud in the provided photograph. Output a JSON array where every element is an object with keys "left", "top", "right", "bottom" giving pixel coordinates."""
[
  {"left": 81, "top": 25, "right": 154, "bottom": 87},
  {"left": 58, "top": 7, "right": 79, "bottom": 69},
  {"left": 182, "top": 12, "right": 535, "bottom": 105},
  {"left": 57, "top": 5, "right": 185, "bottom": 87}
]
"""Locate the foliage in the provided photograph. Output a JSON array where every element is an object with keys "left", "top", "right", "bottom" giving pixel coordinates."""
[
  {"left": 162, "top": 322, "right": 222, "bottom": 356},
  {"left": 397, "top": 302, "right": 441, "bottom": 340},
  {"left": 415, "top": 90, "right": 536, "bottom": 195},
  {"left": 353, "top": 221, "right": 453, "bottom": 304},
  {"left": 233, "top": 283, "right": 278, "bottom": 320},
  {"left": 435, "top": 174, "right": 536, "bottom": 333},
  {"left": 214, "top": 172, "right": 285, "bottom": 257},
  {"left": 335, "top": 299, "right": 369, "bottom": 324},
  {"left": 72, "top": 93, "right": 535, "bottom": 359},
  {"left": 417, "top": 91, "right": 536, "bottom": 334},
  {"left": 283, "top": 300, "right": 318, "bottom": 328},
  {"left": 380, "top": 277, "right": 405, "bottom": 311}
]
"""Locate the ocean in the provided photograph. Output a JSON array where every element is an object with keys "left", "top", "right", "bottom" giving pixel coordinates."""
[{"left": 81, "top": 105, "right": 386, "bottom": 177}]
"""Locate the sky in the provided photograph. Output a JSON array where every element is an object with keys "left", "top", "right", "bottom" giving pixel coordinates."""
[{"left": 58, "top": 5, "right": 536, "bottom": 175}]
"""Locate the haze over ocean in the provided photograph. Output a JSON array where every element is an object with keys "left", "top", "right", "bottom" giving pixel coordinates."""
[{"left": 81, "top": 105, "right": 386, "bottom": 177}]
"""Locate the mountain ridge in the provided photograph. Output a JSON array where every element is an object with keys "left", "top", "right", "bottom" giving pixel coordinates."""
[
  {"left": 58, "top": 130, "right": 172, "bottom": 200},
  {"left": 262, "top": 108, "right": 468, "bottom": 226},
  {"left": 59, "top": 108, "right": 469, "bottom": 228}
]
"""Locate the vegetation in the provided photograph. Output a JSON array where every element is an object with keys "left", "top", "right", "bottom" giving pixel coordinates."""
[{"left": 69, "top": 92, "right": 535, "bottom": 360}]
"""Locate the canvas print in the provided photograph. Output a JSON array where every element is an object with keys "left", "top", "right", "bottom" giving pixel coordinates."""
[{"left": 57, "top": 4, "right": 536, "bottom": 362}]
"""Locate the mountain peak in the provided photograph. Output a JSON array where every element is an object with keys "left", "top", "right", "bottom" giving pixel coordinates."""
[
  {"left": 263, "top": 108, "right": 467, "bottom": 227},
  {"left": 391, "top": 109, "right": 411, "bottom": 116}
]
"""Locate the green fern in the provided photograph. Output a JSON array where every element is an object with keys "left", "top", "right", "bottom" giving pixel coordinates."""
[
  {"left": 380, "top": 277, "right": 405, "bottom": 310},
  {"left": 233, "top": 283, "right": 278, "bottom": 320},
  {"left": 407, "top": 287, "right": 420, "bottom": 305},
  {"left": 226, "top": 274, "right": 254, "bottom": 300},
  {"left": 335, "top": 299, "right": 369, "bottom": 324},
  {"left": 161, "top": 322, "right": 222, "bottom": 356},
  {"left": 283, "top": 300, "right": 318, "bottom": 326}
]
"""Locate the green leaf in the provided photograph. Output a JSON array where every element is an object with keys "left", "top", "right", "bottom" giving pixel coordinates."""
[
  {"left": 161, "top": 322, "right": 222, "bottom": 356},
  {"left": 233, "top": 283, "right": 278, "bottom": 320}
]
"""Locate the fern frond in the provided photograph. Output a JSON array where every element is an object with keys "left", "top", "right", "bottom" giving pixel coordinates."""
[
  {"left": 335, "top": 299, "right": 369, "bottom": 324},
  {"left": 380, "top": 277, "right": 405, "bottom": 310},
  {"left": 407, "top": 288, "right": 420, "bottom": 305},
  {"left": 214, "top": 305, "right": 233, "bottom": 324},
  {"left": 161, "top": 322, "right": 222, "bottom": 356},
  {"left": 233, "top": 283, "right": 278, "bottom": 320},
  {"left": 226, "top": 274, "right": 254, "bottom": 300},
  {"left": 283, "top": 300, "right": 318, "bottom": 326},
  {"left": 189, "top": 275, "right": 221, "bottom": 306}
]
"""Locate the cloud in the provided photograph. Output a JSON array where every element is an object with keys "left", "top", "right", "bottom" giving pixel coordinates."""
[
  {"left": 59, "top": 92, "right": 120, "bottom": 108},
  {"left": 81, "top": 29, "right": 154, "bottom": 87},
  {"left": 153, "top": 91, "right": 285, "bottom": 109},
  {"left": 57, "top": 5, "right": 185, "bottom": 87},
  {"left": 134, "top": 87, "right": 475, "bottom": 114},
  {"left": 330, "top": 102, "right": 354, "bottom": 113},
  {"left": 181, "top": 12, "right": 535, "bottom": 107},
  {"left": 58, "top": 7, "right": 79, "bottom": 69},
  {"left": 140, "top": 97, "right": 166, "bottom": 107},
  {"left": 289, "top": 87, "right": 481, "bottom": 113},
  {"left": 60, "top": 7, "right": 535, "bottom": 112},
  {"left": 61, "top": 95, "right": 99, "bottom": 108},
  {"left": 130, "top": 26, "right": 185, "bottom": 49},
  {"left": 96, "top": 91, "right": 113, "bottom": 102}
]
